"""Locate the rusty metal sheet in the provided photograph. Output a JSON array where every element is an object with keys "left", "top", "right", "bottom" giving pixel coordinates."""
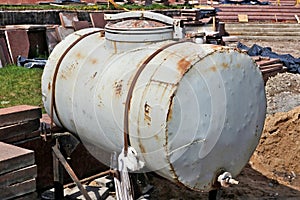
[
  {"left": 0, "top": 119, "right": 40, "bottom": 143},
  {"left": 0, "top": 142, "right": 35, "bottom": 175},
  {"left": 0, "top": 178, "right": 36, "bottom": 200},
  {"left": 0, "top": 165, "right": 37, "bottom": 187},
  {"left": 256, "top": 58, "right": 281, "bottom": 67},
  {"left": 0, "top": 105, "right": 41, "bottom": 127}
]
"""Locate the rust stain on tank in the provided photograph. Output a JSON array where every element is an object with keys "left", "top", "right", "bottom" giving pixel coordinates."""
[
  {"left": 154, "top": 134, "right": 159, "bottom": 141},
  {"left": 167, "top": 94, "right": 175, "bottom": 122},
  {"left": 97, "top": 94, "right": 103, "bottom": 108},
  {"left": 60, "top": 73, "right": 67, "bottom": 80},
  {"left": 144, "top": 103, "right": 151, "bottom": 126},
  {"left": 114, "top": 80, "right": 123, "bottom": 96},
  {"left": 211, "top": 44, "right": 222, "bottom": 50},
  {"left": 167, "top": 106, "right": 173, "bottom": 122},
  {"left": 100, "top": 30, "right": 105, "bottom": 37},
  {"left": 48, "top": 82, "right": 51, "bottom": 91},
  {"left": 177, "top": 58, "right": 191, "bottom": 75},
  {"left": 139, "top": 143, "right": 146, "bottom": 154},
  {"left": 60, "top": 63, "right": 77, "bottom": 80},
  {"left": 90, "top": 58, "right": 98, "bottom": 65},
  {"left": 75, "top": 52, "right": 84, "bottom": 59},
  {"left": 222, "top": 63, "right": 229, "bottom": 69},
  {"left": 210, "top": 66, "right": 217, "bottom": 72},
  {"left": 113, "top": 41, "right": 117, "bottom": 54}
]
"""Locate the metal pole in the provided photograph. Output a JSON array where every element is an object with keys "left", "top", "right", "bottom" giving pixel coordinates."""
[
  {"left": 53, "top": 139, "right": 64, "bottom": 200},
  {"left": 208, "top": 189, "right": 218, "bottom": 200},
  {"left": 52, "top": 144, "right": 92, "bottom": 200}
]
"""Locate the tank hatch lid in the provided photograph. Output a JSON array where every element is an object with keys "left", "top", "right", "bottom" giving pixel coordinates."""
[{"left": 104, "top": 11, "right": 184, "bottom": 42}]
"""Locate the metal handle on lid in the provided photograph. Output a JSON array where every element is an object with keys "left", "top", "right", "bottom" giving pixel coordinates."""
[{"left": 104, "top": 11, "right": 185, "bottom": 39}]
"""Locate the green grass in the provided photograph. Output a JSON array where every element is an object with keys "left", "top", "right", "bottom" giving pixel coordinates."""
[
  {"left": 0, "top": 65, "right": 44, "bottom": 111},
  {"left": 0, "top": 3, "right": 190, "bottom": 11}
]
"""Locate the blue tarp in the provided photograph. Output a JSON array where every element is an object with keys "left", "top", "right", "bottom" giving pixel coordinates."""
[{"left": 237, "top": 42, "right": 300, "bottom": 73}]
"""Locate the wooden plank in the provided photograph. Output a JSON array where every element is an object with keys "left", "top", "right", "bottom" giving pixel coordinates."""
[
  {"left": 252, "top": 56, "right": 262, "bottom": 61},
  {"left": 0, "top": 142, "right": 34, "bottom": 175},
  {"left": 256, "top": 58, "right": 281, "bottom": 66},
  {"left": 259, "top": 63, "right": 283, "bottom": 70},
  {"left": 261, "top": 66, "right": 283, "bottom": 73},
  {"left": 0, "top": 178, "right": 36, "bottom": 200},
  {"left": 0, "top": 105, "right": 42, "bottom": 127},
  {"left": 295, "top": 14, "right": 300, "bottom": 24},
  {"left": 0, "top": 165, "right": 37, "bottom": 187},
  {"left": 0, "top": 118, "right": 40, "bottom": 143},
  {"left": 238, "top": 14, "right": 248, "bottom": 23}
]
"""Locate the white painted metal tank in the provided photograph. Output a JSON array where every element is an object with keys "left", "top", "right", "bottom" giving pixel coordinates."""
[{"left": 42, "top": 11, "right": 266, "bottom": 191}]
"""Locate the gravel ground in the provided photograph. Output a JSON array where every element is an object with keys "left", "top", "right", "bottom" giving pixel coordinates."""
[
  {"left": 266, "top": 72, "right": 300, "bottom": 114},
  {"left": 240, "top": 39, "right": 300, "bottom": 115}
]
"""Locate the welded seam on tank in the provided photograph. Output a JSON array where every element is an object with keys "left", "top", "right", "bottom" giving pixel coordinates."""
[
  {"left": 50, "top": 30, "right": 103, "bottom": 130},
  {"left": 123, "top": 40, "right": 189, "bottom": 156},
  {"left": 164, "top": 49, "right": 221, "bottom": 185}
]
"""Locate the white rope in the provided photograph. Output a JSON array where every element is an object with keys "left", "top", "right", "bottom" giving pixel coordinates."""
[
  {"left": 217, "top": 171, "right": 239, "bottom": 187},
  {"left": 114, "top": 146, "right": 145, "bottom": 200}
]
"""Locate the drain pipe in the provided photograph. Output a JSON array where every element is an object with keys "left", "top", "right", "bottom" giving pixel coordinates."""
[{"left": 209, "top": 171, "right": 239, "bottom": 200}]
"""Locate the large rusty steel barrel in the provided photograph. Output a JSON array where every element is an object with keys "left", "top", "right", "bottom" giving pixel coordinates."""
[{"left": 42, "top": 11, "right": 266, "bottom": 191}]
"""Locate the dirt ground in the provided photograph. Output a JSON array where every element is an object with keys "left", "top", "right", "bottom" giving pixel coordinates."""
[{"left": 146, "top": 39, "right": 300, "bottom": 199}]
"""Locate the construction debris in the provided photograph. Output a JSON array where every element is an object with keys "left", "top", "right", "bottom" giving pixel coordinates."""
[
  {"left": 237, "top": 42, "right": 300, "bottom": 74},
  {"left": 173, "top": 7, "right": 217, "bottom": 28},
  {"left": 253, "top": 56, "right": 287, "bottom": 82},
  {"left": 17, "top": 56, "right": 47, "bottom": 69},
  {"left": 215, "top": 3, "right": 300, "bottom": 23}
]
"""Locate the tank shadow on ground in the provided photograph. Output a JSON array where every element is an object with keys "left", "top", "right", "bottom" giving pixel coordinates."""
[{"left": 148, "top": 164, "right": 300, "bottom": 199}]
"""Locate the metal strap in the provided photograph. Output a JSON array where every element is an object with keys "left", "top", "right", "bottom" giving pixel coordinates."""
[
  {"left": 123, "top": 40, "right": 187, "bottom": 156},
  {"left": 50, "top": 30, "right": 103, "bottom": 131}
]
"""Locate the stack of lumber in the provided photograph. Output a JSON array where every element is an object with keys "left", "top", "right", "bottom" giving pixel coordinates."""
[
  {"left": 214, "top": 0, "right": 300, "bottom": 23},
  {"left": 0, "top": 142, "right": 37, "bottom": 200},
  {"left": 0, "top": 105, "right": 42, "bottom": 144},
  {"left": 252, "top": 56, "right": 287, "bottom": 82},
  {"left": 173, "top": 7, "right": 216, "bottom": 25}
]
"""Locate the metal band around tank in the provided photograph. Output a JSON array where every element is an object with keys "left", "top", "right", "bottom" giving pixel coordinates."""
[
  {"left": 123, "top": 40, "right": 188, "bottom": 156},
  {"left": 50, "top": 30, "right": 103, "bottom": 130}
]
